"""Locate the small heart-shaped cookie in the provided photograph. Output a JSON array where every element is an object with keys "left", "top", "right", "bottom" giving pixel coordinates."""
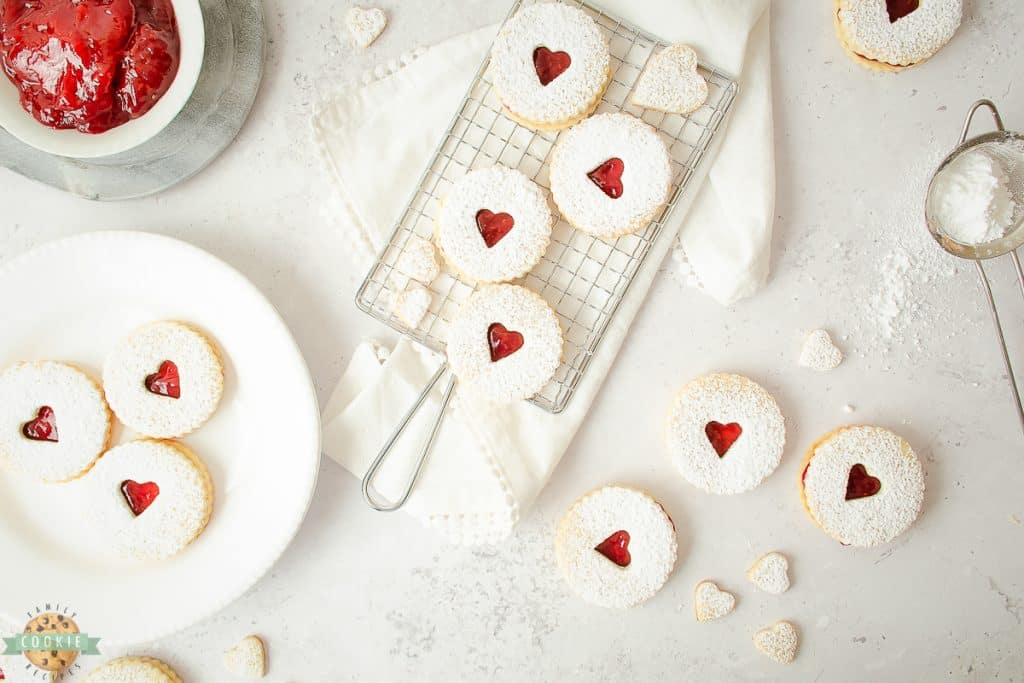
[
  {"left": 631, "top": 44, "right": 708, "bottom": 115},
  {"left": 798, "top": 329, "right": 843, "bottom": 371},
  {"left": 747, "top": 552, "right": 790, "bottom": 595},
  {"left": 224, "top": 635, "right": 267, "bottom": 679},
  {"left": 694, "top": 581, "right": 735, "bottom": 622},
  {"left": 346, "top": 7, "right": 386, "bottom": 48},
  {"left": 754, "top": 621, "right": 799, "bottom": 664}
]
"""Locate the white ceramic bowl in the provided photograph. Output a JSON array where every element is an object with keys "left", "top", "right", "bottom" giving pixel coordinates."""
[{"left": 0, "top": 0, "right": 205, "bottom": 159}]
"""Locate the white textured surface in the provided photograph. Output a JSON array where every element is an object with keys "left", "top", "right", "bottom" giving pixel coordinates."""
[
  {"left": 85, "top": 440, "right": 212, "bottom": 561},
  {"left": 1, "top": 0, "right": 1022, "bottom": 680},
  {"left": 555, "top": 486, "right": 677, "bottom": 608},
  {"left": 490, "top": 2, "right": 609, "bottom": 126},
  {"left": 0, "top": 361, "right": 109, "bottom": 482},
  {"left": 436, "top": 166, "right": 552, "bottom": 282},
  {"left": 549, "top": 112, "right": 672, "bottom": 237},
  {"left": 103, "top": 321, "right": 224, "bottom": 439},
  {"left": 837, "top": 0, "right": 962, "bottom": 65}
]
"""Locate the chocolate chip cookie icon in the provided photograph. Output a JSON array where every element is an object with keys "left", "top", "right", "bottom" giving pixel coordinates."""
[{"left": 23, "top": 613, "right": 79, "bottom": 672}]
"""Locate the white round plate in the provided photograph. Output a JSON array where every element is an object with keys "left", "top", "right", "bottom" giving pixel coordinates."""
[
  {"left": 0, "top": 231, "right": 320, "bottom": 645},
  {"left": 0, "top": 0, "right": 205, "bottom": 159}
]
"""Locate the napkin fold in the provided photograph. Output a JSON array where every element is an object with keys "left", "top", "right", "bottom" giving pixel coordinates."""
[{"left": 315, "top": 0, "right": 774, "bottom": 544}]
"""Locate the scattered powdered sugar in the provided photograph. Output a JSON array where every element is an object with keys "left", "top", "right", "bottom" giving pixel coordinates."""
[
  {"left": 555, "top": 486, "right": 677, "bottom": 608},
  {"left": 929, "top": 145, "right": 1018, "bottom": 245},
  {"left": 837, "top": 0, "right": 962, "bottom": 66},
  {"left": 549, "top": 112, "right": 672, "bottom": 237},
  {"left": 223, "top": 635, "right": 267, "bottom": 679},
  {"left": 665, "top": 373, "right": 786, "bottom": 495},
  {"left": 754, "top": 621, "right": 799, "bottom": 664},
  {"left": 392, "top": 282, "right": 432, "bottom": 329},
  {"left": 446, "top": 284, "right": 562, "bottom": 403},
  {"left": 747, "top": 551, "right": 791, "bottom": 595},
  {"left": 694, "top": 581, "right": 736, "bottom": 622},
  {"left": 802, "top": 425, "right": 925, "bottom": 548},
  {"left": 437, "top": 166, "right": 553, "bottom": 283},
  {"left": 490, "top": 3, "right": 609, "bottom": 126},
  {"left": 798, "top": 329, "right": 843, "bottom": 371},
  {"left": 83, "top": 656, "right": 181, "bottom": 682},
  {"left": 631, "top": 44, "right": 708, "bottom": 115},
  {"left": 395, "top": 236, "right": 440, "bottom": 284},
  {"left": 346, "top": 7, "right": 386, "bottom": 48}
]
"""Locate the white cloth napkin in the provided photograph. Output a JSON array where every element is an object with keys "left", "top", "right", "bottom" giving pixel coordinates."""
[{"left": 315, "top": 0, "right": 774, "bottom": 544}]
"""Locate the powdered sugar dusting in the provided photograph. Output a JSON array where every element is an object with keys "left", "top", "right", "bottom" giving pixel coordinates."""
[
  {"left": 392, "top": 282, "right": 432, "bottom": 329},
  {"left": 665, "top": 373, "right": 786, "bottom": 495},
  {"left": 446, "top": 284, "right": 562, "bottom": 403},
  {"left": 747, "top": 552, "right": 790, "bottom": 594},
  {"left": 555, "top": 486, "right": 677, "bottom": 608},
  {"left": 798, "top": 329, "right": 843, "bottom": 371},
  {"left": 396, "top": 237, "right": 440, "bottom": 284},
  {"left": 694, "top": 581, "right": 735, "bottom": 621},
  {"left": 631, "top": 44, "right": 708, "bottom": 115},
  {"left": 754, "top": 621, "right": 799, "bottom": 664},
  {"left": 802, "top": 425, "right": 925, "bottom": 547},
  {"left": 224, "top": 635, "right": 267, "bottom": 679},
  {"left": 837, "top": 0, "right": 962, "bottom": 66},
  {"left": 437, "top": 166, "right": 553, "bottom": 282},
  {"left": 83, "top": 656, "right": 182, "bottom": 682},
  {"left": 550, "top": 112, "right": 672, "bottom": 237},
  {"left": 490, "top": 3, "right": 610, "bottom": 126}
]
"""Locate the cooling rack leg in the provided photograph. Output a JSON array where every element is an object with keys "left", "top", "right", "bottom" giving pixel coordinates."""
[
  {"left": 361, "top": 363, "right": 458, "bottom": 511},
  {"left": 976, "top": 260, "right": 1024, "bottom": 434}
]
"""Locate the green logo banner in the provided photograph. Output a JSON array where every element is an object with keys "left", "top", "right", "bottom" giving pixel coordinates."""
[{"left": 2, "top": 633, "right": 100, "bottom": 655}]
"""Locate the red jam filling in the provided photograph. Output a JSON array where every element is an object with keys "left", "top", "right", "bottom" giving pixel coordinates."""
[
  {"left": 886, "top": 0, "right": 919, "bottom": 22},
  {"left": 145, "top": 360, "right": 180, "bottom": 399},
  {"left": 121, "top": 479, "right": 159, "bottom": 516},
  {"left": 594, "top": 530, "right": 631, "bottom": 567},
  {"left": 532, "top": 46, "right": 570, "bottom": 86},
  {"left": 705, "top": 421, "right": 742, "bottom": 457},
  {"left": 475, "top": 209, "right": 515, "bottom": 248},
  {"left": 0, "top": 0, "right": 181, "bottom": 134},
  {"left": 22, "top": 406, "right": 58, "bottom": 442},
  {"left": 487, "top": 323, "right": 523, "bottom": 362},
  {"left": 587, "top": 158, "right": 624, "bottom": 199},
  {"left": 845, "top": 463, "right": 881, "bottom": 500}
]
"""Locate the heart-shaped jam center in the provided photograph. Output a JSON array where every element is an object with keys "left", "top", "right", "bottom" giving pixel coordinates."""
[
  {"left": 22, "top": 406, "right": 59, "bottom": 442},
  {"left": 121, "top": 480, "right": 160, "bottom": 516},
  {"left": 476, "top": 209, "right": 515, "bottom": 248},
  {"left": 533, "top": 46, "right": 571, "bottom": 86},
  {"left": 594, "top": 530, "right": 631, "bottom": 567},
  {"left": 145, "top": 360, "right": 180, "bottom": 399},
  {"left": 705, "top": 421, "right": 742, "bottom": 457},
  {"left": 487, "top": 323, "right": 524, "bottom": 362},
  {"left": 886, "top": 0, "right": 919, "bottom": 22},
  {"left": 845, "top": 463, "right": 881, "bottom": 500},
  {"left": 587, "top": 158, "right": 625, "bottom": 199}
]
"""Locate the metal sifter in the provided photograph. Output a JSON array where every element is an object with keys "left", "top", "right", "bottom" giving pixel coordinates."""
[{"left": 924, "top": 99, "right": 1024, "bottom": 432}]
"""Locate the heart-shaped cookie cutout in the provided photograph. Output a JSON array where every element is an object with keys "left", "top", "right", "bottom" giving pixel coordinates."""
[
  {"left": 705, "top": 421, "right": 742, "bottom": 457},
  {"left": 886, "top": 0, "right": 919, "bottom": 22},
  {"left": 594, "top": 530, "right": 631, "bottom": 567},
  {"left": 487, "top": 323, "right": 524, "bottom": 362},
  {"left": 846, "top": 463, "right": 881, "bottom": 500},
  {"left": 476, "top": 209, "right": 515, "bottom": 248},
  {"left": 631, "top": 44, "right": 709, "bottom": 115},
  {"left": 694, "top": 581, "right": 736, "bottom": 622},
  {"left": 587, "top": 158, "right": 624, "bottom": 199},
  {"left": 121, "top": 480, "right": 160, "bottom": 516},
  {"left": 798, "top": 329, "right": 843, "bottom": 371},
  {"left": 145, "top": 360, "right": 180, "bottom": 399},
  {"left": 533, "top": 47, "right": 571, "bottom": 86},
  {"left": 748, "top": 552, "right": 791, "bottom": 595},
  {"left": 224, "top": 635, "right": 267, "bottom": 679},
  {"left": 346, "top": 6, "right": 387, "bottom": 48},
  {"left": 22, "top": 406, "right": 58, "bottom": 442},
  {"left": 754, "top": 621, "right": 799, "bottom": 664}
]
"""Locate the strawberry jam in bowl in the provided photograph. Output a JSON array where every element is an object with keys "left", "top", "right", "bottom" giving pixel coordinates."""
[{"left": 0, "top": 0, "right": 204, "bottom": 158}]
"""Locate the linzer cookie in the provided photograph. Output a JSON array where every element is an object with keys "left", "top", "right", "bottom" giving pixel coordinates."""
[
  {"left": 85, "top": 439, "right": 213, "bottom": 561},
  {"left": 436, "top": 166, "right": 554, "bottom": 283},
  {"left": 446, "top": 284, "right": 562, "bottom": 403},
  {"left": 631, "top": 44, "right": 708, "bottom": 115},
  {"left": 103, "top": 321, "right": 224, "bottom": 439},
  {"left": 665, "top": 373, "right": 786, "bottom": 495},
  {"left": 549, "top": 112, "right": 672, "bottom": 238},
  {"left": 83, "top": 656, "right": 183, "bottom": 683},
  {"left": 800, "top": 425, "right": 924, "bottom": 547},
  {"left": 0, "top": 361, "right": 112, "bottom": 482},
  {"left": 834, "top": 0, "right": 962, "bottom": 71},
  {"left": 555, "top": 486, "right": 677, "bottom": 608},
  {"left": 490, "top": 3, "right": 610, "bottom": 130}
]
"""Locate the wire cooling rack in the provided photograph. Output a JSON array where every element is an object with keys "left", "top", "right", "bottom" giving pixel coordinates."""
[{"left": 356, "top": 0, "right": 738, "bottom": 414}]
